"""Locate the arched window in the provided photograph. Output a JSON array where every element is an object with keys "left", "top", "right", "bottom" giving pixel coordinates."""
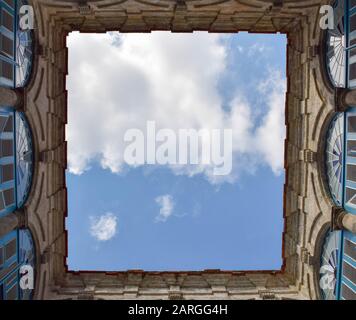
[
  {"left": 15, "top": 111, "right": 33, "bottom": 208},
  {"left": 15, "top": 0, "right": 32, "bottom": 88},
  {"left": 0, "top": 108, "right": 33, "bottom": 217},
  {"left": 324, "top": 1, "right": 356, "bottom": 89},
  {"left": 0, "top": 108, "right": 16, "bottom": 218},
  {"left": 0, "top": 0, "right": 33, "bottom": 88},
  {"left": 326, "top": 113, "right": 344, "bottom": 206},
  {"left": 324, "top": 110, "right": 356, "bottom": 300},
  {"left": 344, "top": 110, "right": 356, "bottom": 212},
  {"left": 325, "top": 0, "right": 346, "bottom": 88},
  {"left": 0, "top": 228, "right": 36, "bottom": 300},
  {"left": 319, "top": 229, "right": 342, "bottom": 300}
]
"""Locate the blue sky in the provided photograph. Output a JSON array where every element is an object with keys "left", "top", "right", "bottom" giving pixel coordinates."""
[{"left": 66, "top": 32, "right": 287, "bottom": 271}]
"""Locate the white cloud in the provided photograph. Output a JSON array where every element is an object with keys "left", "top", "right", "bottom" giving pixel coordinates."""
[
  {"left": 67, "top": 32, "right": 286, "bottom": 183},
  {"left": 155, "top": 195, "right": 174, "bottom": 222},
  {"left": 247, "top": 43, "right": 269, "bottom": 56},
  {"left": 89, "top": 212, "right": 117, "bottom": 241},
  {"left": 256, "top": 70, "right": 286, "bottom": 175}
]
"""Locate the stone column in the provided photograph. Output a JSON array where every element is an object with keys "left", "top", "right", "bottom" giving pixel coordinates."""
[
  {"left": 332, "top": 207, "right": 356, "bottom": 234},
  {"left": 0, "top": 211, "right": 26, "bottom": 238},
  {"left": 0, "top": 87, "right": 20, "bottom": 107},
  {"left": 336, "top": 88, "right": 356, "bottom": 111},
  {"left": 344, "top": 89, "right": 356, "bottom": 107}
]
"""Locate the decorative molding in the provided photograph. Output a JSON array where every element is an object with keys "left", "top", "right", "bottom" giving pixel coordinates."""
[
  {"left": 301, "top": 247, "right": 314, "bottom": 266},
  {"left": 78, "top": 3, "right": 92, "bottom": 15},
  {"left": 299, "top": 149, "right": 317, "bottom": 163},
  {"left": 308, "top": 45, "right": 320, "bottom": 60},
  {"left": 259, "top": 290, "right": 277, "bottom": 300}
]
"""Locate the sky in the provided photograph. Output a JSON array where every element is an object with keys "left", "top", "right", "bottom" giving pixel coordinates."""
[{"left": 66, "top": 31, "right": 287, "bottom": 271}]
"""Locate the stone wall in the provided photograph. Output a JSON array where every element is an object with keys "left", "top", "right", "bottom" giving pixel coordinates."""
[{"left": 21, "top": 0, "right": 336, "bottom": 299}]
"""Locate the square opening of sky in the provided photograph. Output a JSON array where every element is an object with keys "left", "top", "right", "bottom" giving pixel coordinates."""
[{"left": 66, "top": 31, "right": 287, "bottom": 272}]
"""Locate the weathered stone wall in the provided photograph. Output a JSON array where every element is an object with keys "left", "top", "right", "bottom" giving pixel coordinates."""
[{"left": 19, "top": 0, "right": 339, "bottom": 299}]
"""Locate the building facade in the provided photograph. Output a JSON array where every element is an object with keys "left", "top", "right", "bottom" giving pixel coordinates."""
[{"left": 0, "top": 0, "right": 355, "bottom": 300}]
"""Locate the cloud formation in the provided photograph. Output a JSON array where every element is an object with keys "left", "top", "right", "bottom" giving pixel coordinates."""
[
  {"left": 67, "top": 32, "right": 286, "bottom": 183},
  {"left": 155, "top": 195, "right": 174, "bottom": 222},
  {"left": 89, "top": 212, "right": 117, "bottom": 241}
]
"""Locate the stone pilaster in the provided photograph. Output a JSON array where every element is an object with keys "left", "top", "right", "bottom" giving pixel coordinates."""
[
  {"left": 335, "top": 88, "right": 356, "bottom": 111},
  {"left": 0, "top": 87, "right": 21, "bottom": 108},
  {"left": 0, "top": 211, "right": 26, "bottom": 238},
  {"left": 332, "top": 207, "right": 356, "bottom": 234}
]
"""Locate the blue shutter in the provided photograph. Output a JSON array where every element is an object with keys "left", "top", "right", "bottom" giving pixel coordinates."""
[
  {"left": 0, "top": 229, "right": 35, "bottom": 300},
  {"left": 0, "top": 108, "right": 16, "bottom": 218},
  {"left": 0, "top": 269, "right": 19, "bottom": 300},
  {"left": 0, "top": 229, "right": 19, "bottom": 300},
  {"left": 343, "top": 110, "right": 356, "bottom": 213},
  {"left": 339, "top": 232, "right": 356, "bottom": 300},
  {"left": 0, "top": 229, "right": 18, "bottom": 273},
  {"left": 0, "top": 0, "right": 16, "bottom": 88},
  {"left": 340, "top": 107, "right": 356, "bottom": 300}
]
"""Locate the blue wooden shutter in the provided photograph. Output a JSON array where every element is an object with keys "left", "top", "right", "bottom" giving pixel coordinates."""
[
  {"left": 0, "top": 108, "right": 16, "bottom": 218},
  {"left": 339, "top": 232, "right": 356, "bottom": 300},
  {"left": 0, "top": 0, "right": 16, "bottom": 88},
  {"left": 0, "top": 229, "right": 17, "bottom": 272}
]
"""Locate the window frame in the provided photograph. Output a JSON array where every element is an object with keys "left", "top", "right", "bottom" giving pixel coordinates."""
[
  {"left": 0, "top": 108, "right": 16, "bottom": 218},
  {"left": 0, "top": 229, "right": 17, "bottom": 271},
  {"left": 339, "top": 232, "right": 356, "bottom": 300},
  {"left": 0, "top": 0, "right": 16, "bottom": 88}
]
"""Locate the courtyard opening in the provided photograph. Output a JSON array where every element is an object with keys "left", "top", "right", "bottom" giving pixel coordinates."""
[{"left": 65, "top": 32, "right": 287, "bottom": 272}]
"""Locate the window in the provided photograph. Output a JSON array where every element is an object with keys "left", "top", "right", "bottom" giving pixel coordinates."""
[
  {"left": 0, "top": 109, "right": 33, "bottom": 217},
  {"left": 347, "top": 0, "right": 356, "bottom": 87},
  {"left": 326, "top": 0, "right": 345, "bottom": 88},
  {"left": 0, "top": 109, "right": 15, "bottom": 218},
  {"left": 340, "top": 233, "right": 356, "bottom": 300},
  {"left": 0, "top": 139, "right": 13, "bottom": 157},
  {"left": 0, "top": 230, "right": 17, "bottom": 271},
  {"left": 0, "top": 229, "right": 35, "bottom": 300},
  {"left": 2, "top": 0, "right": 13, "bottom": 9},
  {"left": 326, "top": 113, "right": 344, "bottom": 206},
  {"left": 0, "top": 0, "right": 15, "bottom": 87},
  {"left": 0, "top": 270, "right": 18, "bottom": 300},
  {"left": 18, "top": 229, "right": 35, "bottom": 266},
  {"left": 345, "top": 110, "right": 356, "bottom": 213},
  {"left": 326, "top": 109, "right": 356, "bottom": 212},
  {"left": 0, "top": 34, "right": 14, "bottom": 58},
  {"left": 0, "top": 0, "right": 32, "bottom": 88},
  {"left": 1, "top": 8, "right": 14, "bottom": 32},
  {"left": 3, "top": 271, "right": 18, "bottom": 300},
  {"left": 1, "top": 163, "right": 14, "bottom": 183},
  {"left": 324, "top": 0, "right": 356, "bottom": 89},
  {"left": 15, "top": 112, "right": 33, "bottom": 208},
  {"left": 319, "top": 230, "right": 341, "bottom": 300},
  {"left": 324, "top": 109, "right": 356, "bottom": 300},
  {"left": 18, "top": 229, "right": 35, "bottom": 300},
  {"left": 5, "top": 282, "right": 17, "bottom": 300}
]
